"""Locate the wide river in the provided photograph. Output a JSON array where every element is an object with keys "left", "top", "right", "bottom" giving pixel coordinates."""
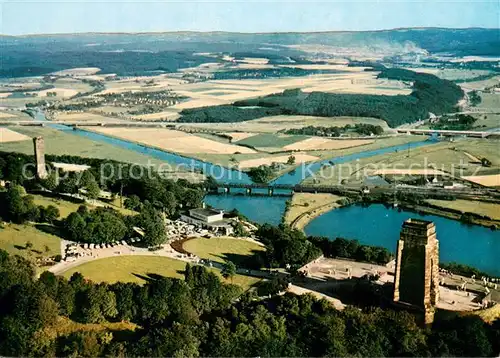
[{"left": 34, "top": 111, "right": 500, "bottom": 275}]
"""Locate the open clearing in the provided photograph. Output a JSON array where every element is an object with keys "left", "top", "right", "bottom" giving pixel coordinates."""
[
  {"left": 284, "top": 193, "right": 344, "bottom": 230},
  {"left": 90, "top": 127, "right": 257, "bottom": 154},
  {"left": 0, "top": 127, "right": 31, "bottom": 143},
  {"left": 178, "top": 115, "right": 390, "bottom": 133},
  {"left": 182, "top": 237, "right": 264, "bottom": 265},
  {"left": 61, "top": 255, "right": 260, "bottom": 289},
  {"left": 283, "top": 137, "right": 374, "bottom": 151},
  {"left": 426, "top": 199, "right": 500, "bottom": 220},
  {"left": 462, "top": 174, "right": 500, "bottom": 187},
  {"left": 238, "top": 153, "right": 318, "bottom": 169},
  {"left": 42, "top": 316, "right": 138, "bottom": 339},
  {"left": 0, "top": 223, "right": 61, "bottom": 259}
]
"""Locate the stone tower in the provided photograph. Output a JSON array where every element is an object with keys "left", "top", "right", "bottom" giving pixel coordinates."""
[
  {"left": 393, "top": 218, "right": 439, "bottom": 324},
  {"left": 33, "top": 136, "right": 48, "bottom": 179}
]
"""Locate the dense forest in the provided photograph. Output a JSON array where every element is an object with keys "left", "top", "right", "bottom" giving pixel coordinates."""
[
  {"left": 0, "top": 250, "right": 498, "bottom": 357},
  {"left": 178, "top": 68, "right": 464, "bottom": 127}
]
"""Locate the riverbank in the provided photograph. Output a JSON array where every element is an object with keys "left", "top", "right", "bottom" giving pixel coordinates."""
[
  {"left": 284, "top": 193, "right": 345, "bottom": 230},
  {"left": 398, "top": 201, "right": 500, "bottom": 229}
]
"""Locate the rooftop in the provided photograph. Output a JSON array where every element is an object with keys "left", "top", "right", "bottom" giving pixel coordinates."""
[
  {"left": 190, "top": 208, "right": 223, "bottom": 217},
  {"left": 403, "top": 218, "right": 435, "bottom": 229}
]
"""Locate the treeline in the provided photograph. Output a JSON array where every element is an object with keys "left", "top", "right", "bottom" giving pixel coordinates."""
[
  {"left": 178, "top": 67, "right": 464, "bottom": 128},
  {"left": 309, "top": 236, "right": 393, "bottom": 265},
  {"left": 283, "top": 123, "right": 384, "bottom": 137},
  {"left": 0, "top": 250, "right": 498, "bottom": 357},
  {"left": 0, "top": 151, "right": 204, "bottom": 214},
  {"left": 440, "top": 262, "right": 499, "bottom": 280},
  {"left": 0, "top": 151, "right": 204, "bottom": 247},
  {"left": 212, "top": 67, "right": 339, "bottom": 80},
  {"left": 431, "top": 114, "right": 477, "bottom": 130}
]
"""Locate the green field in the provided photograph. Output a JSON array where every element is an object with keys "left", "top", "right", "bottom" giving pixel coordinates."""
[
  {"left": 302, "top": 138, "right": 500, "bottom": 185},
  {"left": 0, "top": 126, "right": 171, "bottom": 168},
  {"left": 426, "top": 199, "right": 500, "bottom": 220},
  {"left": 0, "top": 223, "right": 61, "bottom": 260},
  {"left": 61, "top": 255, "right": 261, "bottom": 289},
  {"left": 478, "top": 93, "right": 500, "bottom": 109},
  {"left": 182, "top": 237, "right": 265, "bottom": 265},
  {"left": 235, "top": 133, "right": 308, "bottom": 148}
]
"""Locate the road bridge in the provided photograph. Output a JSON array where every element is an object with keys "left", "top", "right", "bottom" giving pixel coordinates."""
[
  {"left": 396, "top": 128, "right": 500, "bottom": 138},
  {"left": 0, "top": 120, "right": 176, "bottom": 128}
]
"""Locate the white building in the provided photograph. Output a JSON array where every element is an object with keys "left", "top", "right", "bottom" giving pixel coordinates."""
[{"left": 180, "top": 208, "right": 234, "bottom": 235}]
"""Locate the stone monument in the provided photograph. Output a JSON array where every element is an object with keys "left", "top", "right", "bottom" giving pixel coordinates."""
[
  {"left": 393, "top": 218, "right": 439, "bottom": 324},
  {"left": 33, "top": 136, "right": 48, "bottom": 179}
]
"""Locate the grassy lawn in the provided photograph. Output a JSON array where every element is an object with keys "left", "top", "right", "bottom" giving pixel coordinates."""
[
  {"left": 0, "top": 223, "right": 61, "bottom": 259},
  {"left": 41, "top": 316, "right": 138, "bottom": 340},
  {"left": 32, "top": 195, "right": 85, "bottom": 218},
  {"left": 32, "top": 194, "right": 136, "bottom": 218},
  {"left": 61, "top": 255, "right": 261, "bottom": 290},
  {"left": 426, "top": 199, "right": 500, "bottom": 221},
  {"left": 235, "top": 133, "right": 308, "bottom": 148},
  {"left": 182, "top": 237, "right": 265, "bottom": 265},
  {"left": 284, "top": 193, "right": 343, "bottom": 229}
]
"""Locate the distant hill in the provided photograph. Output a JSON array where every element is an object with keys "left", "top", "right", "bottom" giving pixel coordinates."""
[{"left": 1, "top": 28, "right": 499, "bottom": 78}]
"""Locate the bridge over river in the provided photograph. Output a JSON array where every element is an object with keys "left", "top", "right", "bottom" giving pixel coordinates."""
[{"left": 205, "top": 182, "right": 499, "bottom": 199}]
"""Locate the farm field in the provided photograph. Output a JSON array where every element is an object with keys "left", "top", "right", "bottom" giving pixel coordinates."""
[
  {"left": 61, "top": 255, "right": 261, "bottom": 289},
  {"left": 284, "top": 193, "right": 344, "bottom": 230},
  {"left": 51, "top": 112, "right": 119, "bottom": 122},
  {"left": 460, "top": 75, "right": 500, "bottom": 91},
  {"left": 182, "top": 237, "right": 265, "bottom": 265},
  {"left": 89, "top": 127, "right": 257, "bottom": 155},
  {"left": 238, "top": 153, "right": 318, "bottom": 169},
  {"left": 407, "top": 68, "right": 493, "bottom": 81},
  {"left": 473, "top": 114, "right": 500, "bottom": 130},
  {"left": 168, "top": 67, "right": 410, "bottom": 111},
  {"left": 426, "top": 199, "right": 500, "bottom": 220},
  {"left": 0, "top": 127, "right": 204, "bottom": 179},
  {"left": 476, "top": 93, "right": 500, "bottom": 109},
  {"left": 0, "top": 127, "right": 31, "bottom": 143},
  {"left": 283, "top": 137, "right": 374, "bottom": 151},
  {"left": 177, "top": 115, "right": 390, "bottom": 133},
  {"left": 461, "top": 174, "right": 500, "bottom": 187},
  {"left": 302, "top": 139, "right": 496, "bottom": 186},
  {"left": 0, "top": 110, "right": 32, "bottom": 121},
  {"left": 0, "top": 223, "right": 61, "bottom": 260},
  {"left": 235, "top": 133, "right": 308, "bottom": 149}
]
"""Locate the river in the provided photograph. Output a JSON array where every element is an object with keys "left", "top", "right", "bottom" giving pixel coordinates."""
[
  {"left": 32, "top": 110, "right": 499, "bottom": 275},
  {"left": 305, "top": 204, "right": 500, "bottom": 276}
]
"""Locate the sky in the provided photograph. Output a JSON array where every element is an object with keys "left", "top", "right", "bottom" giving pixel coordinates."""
[{"left": 1, "top": 0, "right": 499, "bottom": 35}]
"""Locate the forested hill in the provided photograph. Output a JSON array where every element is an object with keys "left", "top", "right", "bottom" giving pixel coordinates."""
[{"left": 178, "top": 67, "right": 464, "bottom": 127}]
